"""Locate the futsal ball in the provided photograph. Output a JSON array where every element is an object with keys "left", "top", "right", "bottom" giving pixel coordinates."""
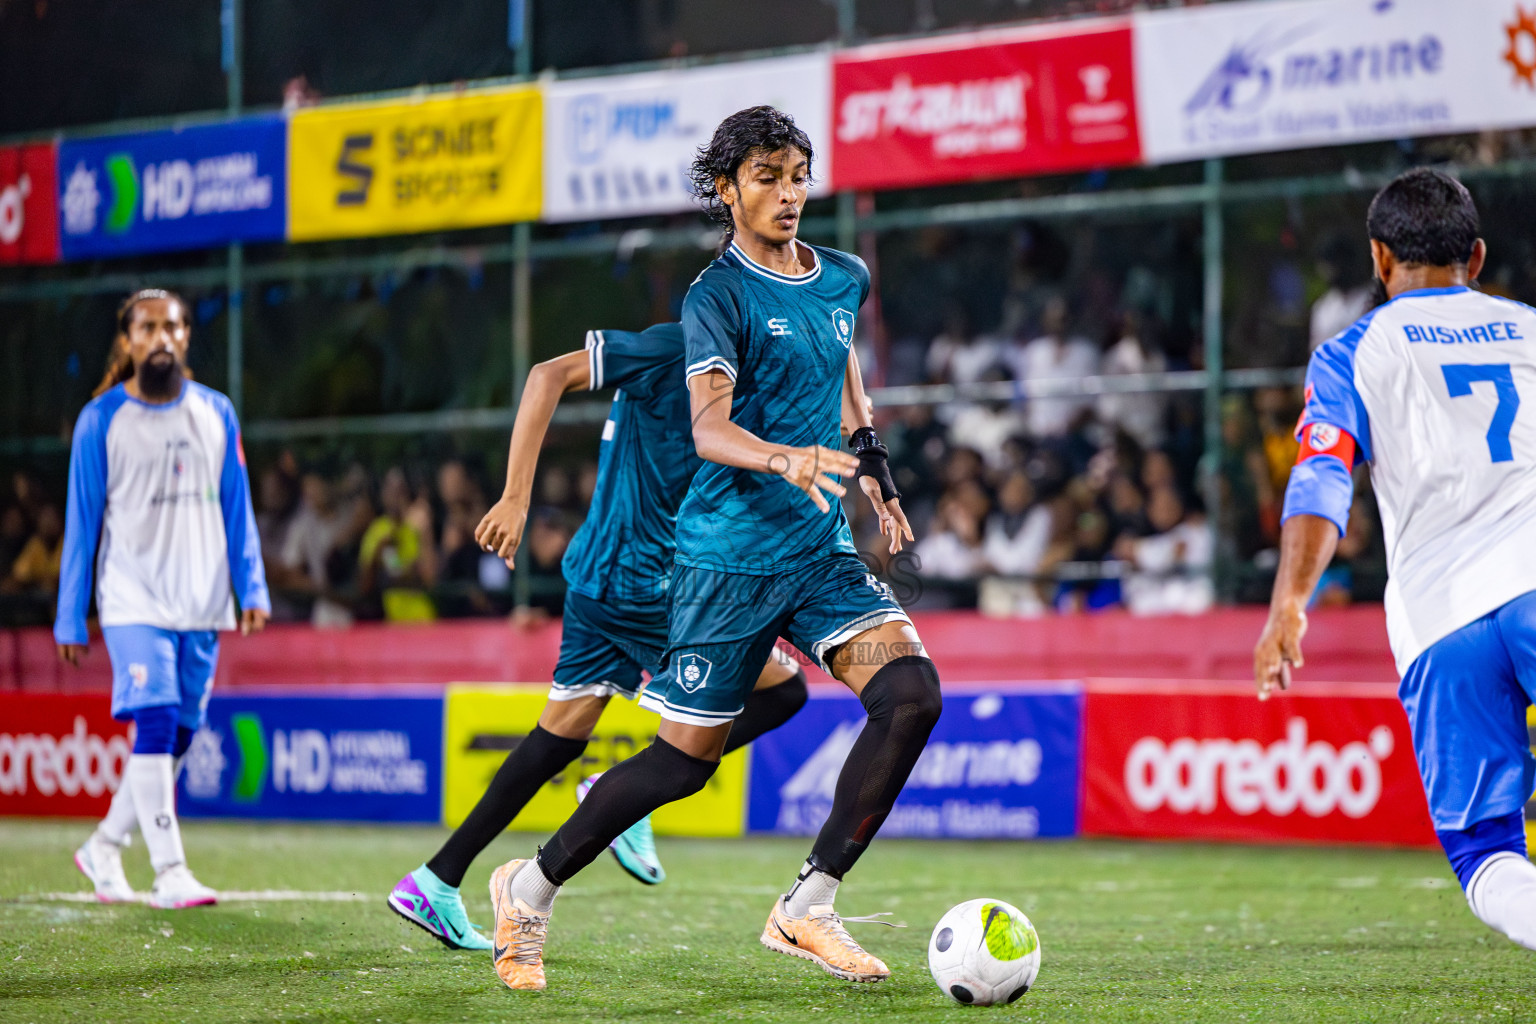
[{"left": 928, "top": 898, "right": 1040, "bottom": 1006}]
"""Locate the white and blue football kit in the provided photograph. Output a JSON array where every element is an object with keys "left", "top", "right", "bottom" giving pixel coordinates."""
[
  {"left": 55, "top": 381, "right": 270, "bottom": 729},
  {"left": 1287, "top": 285, "right": 1536, "bottom": 877}
]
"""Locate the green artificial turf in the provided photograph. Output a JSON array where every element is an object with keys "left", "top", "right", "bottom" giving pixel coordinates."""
[{"left": 0, "top": 820, "right": 1531, "bottom": 1023}]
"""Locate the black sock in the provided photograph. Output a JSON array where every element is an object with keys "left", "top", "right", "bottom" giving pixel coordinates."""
[
  {"left": 538, "top": 737, "right": 718, "bottom": 885},
  {"left": 426, "top": 725, "right": 589, "bottom": 887},
  {"left": 809, "top": 656, "right": 942, "bottom": 878},
  {"left": 722, "top": 669, "right": 807, "bottom": 756}
]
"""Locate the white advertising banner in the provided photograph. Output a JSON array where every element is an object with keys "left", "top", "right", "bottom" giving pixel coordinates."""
[
  {"left": 1135, "top": 0, "right": 1536, "bottom": 164},
  {"left": 542, "top": 53, "right": 833, "bottom": 223}
]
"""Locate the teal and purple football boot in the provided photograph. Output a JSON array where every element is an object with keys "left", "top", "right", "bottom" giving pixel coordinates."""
[{"left": 387, "top": 865, "right": 494, "bottom": 950}]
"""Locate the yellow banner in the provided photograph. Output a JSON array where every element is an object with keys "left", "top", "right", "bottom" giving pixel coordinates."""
[
  {"left": 288, "top": 87, "right": 541, "bottom": 241},
  {"left": 443, "top": 685, "right": 747, "bottom": 837}
]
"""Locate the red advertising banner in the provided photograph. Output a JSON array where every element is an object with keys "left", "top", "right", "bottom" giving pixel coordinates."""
[
  {"left": 0, "top": 143, "right": 60, "bottom": 265},
  {"left": 1082, "top": 680, "right": 1437, "bottom": 848},
  {"left": 0, "top": 694, "right": 131, "bottom": 817},
  {"left": 831, "top": 19, "right": 1141, "bottom": 192}
]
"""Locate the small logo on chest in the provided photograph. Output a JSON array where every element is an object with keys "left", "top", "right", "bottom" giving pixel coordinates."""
[
  {"left": 767, "top": 317, "right": 794, "bottom": 338},
  {"left": 832, "top": 308, "right": 855, "bottom": 348}
]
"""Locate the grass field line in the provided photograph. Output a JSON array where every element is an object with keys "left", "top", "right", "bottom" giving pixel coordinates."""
[{"left": 10, "top": 889, "right": 371, "bottom": 904}]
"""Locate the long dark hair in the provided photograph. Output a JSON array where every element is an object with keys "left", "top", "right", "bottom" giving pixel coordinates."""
[
  {"left": 688, "top": 105, "right": 815, "bottom": 253},
  {"left": 94, "top": 288, "right": 193, "bottom": 397}
]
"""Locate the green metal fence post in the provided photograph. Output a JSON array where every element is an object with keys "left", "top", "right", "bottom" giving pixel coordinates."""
[
  {"left": 1201, "top": 157, "right": 1226, "bottom": 599},
  {"left": 512, "top": 0, "right": 534, "bottom": 609},
  {"left": 224, "top": 0, "right": 244, "bottom": 416}
]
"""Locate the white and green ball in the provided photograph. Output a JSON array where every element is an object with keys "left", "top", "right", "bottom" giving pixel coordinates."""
[{"left": 928, "top": 898, "right": 1040, "bottom": 1006}]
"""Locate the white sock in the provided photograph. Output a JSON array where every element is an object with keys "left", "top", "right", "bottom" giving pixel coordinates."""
[
  {"left": 127, "top": 754, "right": 187, "bottom": 874},
  {"left": 1466, "top": 851, "right": 1536, "bottom": 951},
  {"left": 509, "top": 859, "right": 560, "bottom": 913},
  {"left": 96, "top": 775, "right": 137, "bottom": 847},
  {"left": 784, "top": 861, "right": 840, "bottom": 917}
]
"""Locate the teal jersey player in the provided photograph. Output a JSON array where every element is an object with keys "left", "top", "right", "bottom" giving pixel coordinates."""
[
  {"left": 675, "top": 240, "right": 867, "bottom": 575},
  {"left": 562, "top": 325, "right": 699, "bottom": 604}
]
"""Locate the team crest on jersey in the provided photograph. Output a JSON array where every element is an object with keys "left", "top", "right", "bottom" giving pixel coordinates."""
[
  {"left": 831, "top": 308, "right": 855, "bottom": 348},
  {"left": 676, "top": 653, "right": 712, "bottom": 693},
  {"left": 1307, "top": 423, "right": 1341, "bottom": 450},
  {"left": 128, "top": 663, "right": 149, "bottom": 689}
]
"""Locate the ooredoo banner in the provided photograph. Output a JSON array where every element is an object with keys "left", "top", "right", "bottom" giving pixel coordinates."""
[
  {"left": 58, "top": 117, "right": 286, "bottom": 260},
  {"left": 177, "top": 693, "right": 443, "bottom": 822},
  {"left": 0, "top": 694, "right": 132, "bottom": 818},
  {"left": 443, "top": 685, "right": 747, "bottom": 836},
  {"left": 749, "top": 685, "right": 1083, "bottom": 839},
  {"left": 1134, "top": 0, "right": 1536, "bottom": 164},
  {"left": 1081, "top": 681, "right": 1436, "bottom": 847},
  {"left": 542, "top": 54, "right": 832, "bottom": 223},
  {"left": 0, "top": 143, "right": 60, "bottom": 265},
  {"left": 831, "top": 19, "right": 1141, "bottom": 192},
  {"left": 288, "top": 87, "right": 541, "bottom": 241}
]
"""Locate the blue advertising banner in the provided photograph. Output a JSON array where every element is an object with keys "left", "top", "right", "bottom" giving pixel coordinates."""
[
  {"left": 178, "top": 693, "right": 443, "bottom": 822},
  {"left": 58, "top": 117, "right": 285, "bottom": 259},
  {"left": 749, "top": 684, "right": 1083, "bottom": 839}
]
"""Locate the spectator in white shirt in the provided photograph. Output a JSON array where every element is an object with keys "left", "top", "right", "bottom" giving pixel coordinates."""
[
  {"left": 1097, "top": 312, "right": 1167, "bottom": 449},
  {"left": 983, "top": 472, "right": 1052, "bottom": 577},
  {"left": 1010, "top": 297, "right": 1099, "bottom": 438},
  {"left": 1120, "top": 485, "right": 1213, "bottom": 615}
]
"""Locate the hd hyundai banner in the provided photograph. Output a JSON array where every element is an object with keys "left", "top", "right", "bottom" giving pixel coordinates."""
[
  {"left": 0, "top": 694, "right": 132, "bottom": 818},
  {"left": 543, "top": 54, "right": 832, "bottom": 223},
  {"left": 831, "top": 19, "right": 1141, "bottom": 192},
  {"left": 750, "top": 685, "right": 1083, "bottom": 839},
  {"left": 177, "top": 693, "right": 443, "bottom": 822},
  {"left": 1081, "top": 681, "right": 1437, "bottom": 847},
  {"left": 1133, "top": 0, "right": 1536, "bottom": 164},
  {"left": 58, "top": 117, "right": 286, "bottom": 260},
  {"left": 0, "top": 143, "right": 60, "bottom": 265}
]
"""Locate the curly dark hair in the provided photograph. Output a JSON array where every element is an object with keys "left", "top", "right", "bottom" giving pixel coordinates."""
[{"left": 688, "top": 105, "right": 815, "bottom": 246}]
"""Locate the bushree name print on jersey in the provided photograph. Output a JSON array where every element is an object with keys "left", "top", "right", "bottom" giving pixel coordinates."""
[{"left": 1405, "top": 321, "right": 1524, "bottom": 344}]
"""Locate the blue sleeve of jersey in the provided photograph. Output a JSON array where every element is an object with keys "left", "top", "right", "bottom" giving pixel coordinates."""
[
  {"left": 1297, "top": 331, "right": 1373, "bottom": 462},
  {"left": 586, "top": 324, "right": 684, "bottom": 401},
  {"left": 217, "top": 399, "right": 271, "bottom": 615},
  {"left": 1281, "top": 454, "right": 1353, "bottom": 537},
  {"left": 55, "top": 405, "right": 109, "bottom": 646},
  {"left": 682, "top": 270, "right": 743, "bottom": 383}
]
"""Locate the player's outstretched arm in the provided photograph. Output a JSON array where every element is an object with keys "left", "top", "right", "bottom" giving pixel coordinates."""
[
  {"left": 842, "top": 347, "right": 913, "bottom": 554},
  {"left": 477, "top": 350, "right": 591, "bottom": 567},
  {"left": 55, "top": 407, "right": 109, "bottom": 666},
  {"left": 688, "top": 369, "right": 856, "bottom": 514},
  {"left": 1253, "top": 513, "right": 1339, "bottom": 701}
]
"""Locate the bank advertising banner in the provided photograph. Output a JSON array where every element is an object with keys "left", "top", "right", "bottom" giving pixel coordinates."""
[
  {"left": 176, "top": 693, "right": 443, "bottom": 822},
  {"left": 542, "top": 54, "right": 832, "bottom": 223},
  {"left": 57, "top": 118, "right": 285, "bottom": 260},
  {"left": 749, "top": 685, "right": 1083, "bottom": 839},
  {"left": 0, "top": 143, "right": 60, "bottom": 265},
  {"left": 1134, "top": 0, "right": 1536, "bottom": 164},
  {"left": 288, "top": 88, "right": 541, "bottom": 241},
  {"left": 0, "top": 694, "right": 132, "bottom": 818},
  {"left": 443, "top": 684, "right": 746, "bottom": 836},
  {"left": 831, "top": 20, "right": 1141, "bottom": 192},
  {"left": 1081, "top": 681, "right": 1437, "bottom": 847}
]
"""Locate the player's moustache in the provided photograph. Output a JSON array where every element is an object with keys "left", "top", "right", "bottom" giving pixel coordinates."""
[{"left": 137, "top": 348, "right": 183, "bottom": 398}]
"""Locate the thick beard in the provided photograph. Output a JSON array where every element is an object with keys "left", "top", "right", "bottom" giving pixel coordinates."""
[
  {"left": 1368, "top": 275, "right": 1390, "bottom": 308},
  {"left": 136, "top": 356, "right": 184, "bottom": 399}
]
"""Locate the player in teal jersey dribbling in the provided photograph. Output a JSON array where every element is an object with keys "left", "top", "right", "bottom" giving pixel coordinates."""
[
  {"left": 387, "top": 323, "right": 810, "bottom": 951},
  {"left": 490, "top": 106, "right": 944, "bottom": 992}
]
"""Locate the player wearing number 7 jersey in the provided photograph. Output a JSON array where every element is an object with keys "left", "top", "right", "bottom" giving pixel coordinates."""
[{"left": 1255, "top": 168, "right": 1536, "bottom": 952}]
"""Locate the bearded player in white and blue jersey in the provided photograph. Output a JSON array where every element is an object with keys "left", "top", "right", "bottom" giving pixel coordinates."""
[
  {"left": 489, "top": 107, "right": 941, "bottom": 992},
  {"left": 58, "top": 289, "right": 269, "bottom": 910},
  {"left": 1256, "top": 168, "right": 1536, "bottom": 951}
]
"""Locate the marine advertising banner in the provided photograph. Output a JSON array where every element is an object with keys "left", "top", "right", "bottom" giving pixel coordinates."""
[
  {"left": 831, "top": 20, "right": 1141, "bottom": 192},
  {"left": 1080, "top": 681, "right": 1437, "bottom": 847},
  {"left": 58, "top": 118, "right": 286, "bottom": 260},
  {"left": 0, "top": 143, "right": 60, "bottom": 265},
  {"left": 177, "top": 693, "right": 443, "bottom": 822},
  {"left": 443, "top": 685, "right": 746, "bottom": 836},
  {"left": 749, "top": 685, "right": 1083, "bottom": 839},
  {"left": 1134, "top": 0, "right": 1536, "bottom": 164},
  {"left": 541, "top": 54, "right": 832, "bottom": 223},
  {"left": 288, "top": 87, "right": 541, "bottom": 241},
  {"left": 0, "top": 694, "right": 132, "bottom": 818}
]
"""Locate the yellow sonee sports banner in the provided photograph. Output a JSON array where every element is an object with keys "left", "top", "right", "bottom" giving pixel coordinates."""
[
  {"left": 288, "top": 87, "right": 540, "bottom": 241},
  {"left": 443, "top": 685, "right": 747, "bottom": 837}
]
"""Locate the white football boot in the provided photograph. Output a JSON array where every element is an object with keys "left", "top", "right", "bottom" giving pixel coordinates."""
[
  {"left": 148, "top": 864, "right": 218, "bottom": 909},
  {"left": 74, "top": 832, "right": 137, "bottom": 904}
]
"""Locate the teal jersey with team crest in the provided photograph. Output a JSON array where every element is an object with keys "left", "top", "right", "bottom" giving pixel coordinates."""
[
  {"left": 677, "top": 239, "right": 869, "bottom": 575},
  {"left": 561, "top": 324, "right": 701, "bottom": 604}
]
